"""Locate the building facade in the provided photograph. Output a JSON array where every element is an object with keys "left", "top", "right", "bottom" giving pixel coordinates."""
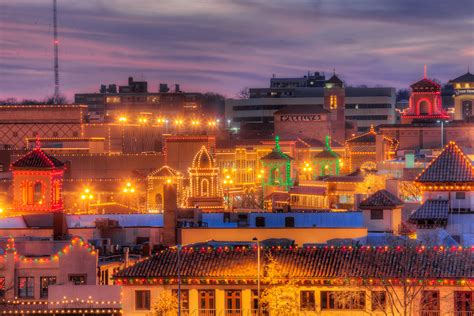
[
  {"left": 115, "top": 246, "right": 473, "bottom": 316},
  {"left": 449, "top": 72, "right": 474, "bottom": 121}
]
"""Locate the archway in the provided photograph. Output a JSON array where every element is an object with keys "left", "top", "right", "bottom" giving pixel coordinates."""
[
  {"left": 33, "top": 182, "right": 43, "bottom": 204},
  {"left": 200, "top": 179, "right": 209, "bottom": 196},
  {"left": 418, "top": 100, "right": 430, "bottom": 115},
  {"left": 155, "top": 193, "right": 163, "bottom": 210}
]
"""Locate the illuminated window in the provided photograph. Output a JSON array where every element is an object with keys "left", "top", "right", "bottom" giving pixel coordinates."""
[
  {"left": 53, "top": 180, "right": 61, "bottom": 204},
  {"left": 454, "top": 291, "right": 473, "bottom": 313},
  {"left": 201, "top": 179, "right": 209, "bottom": 196},
  {"left": 18, "top": 277, "right": 34, "bottom": 298},
  {"left": 33, "top": 182, "right": 43, "bottom": 204},
  {"left": 301, "top": 291, "right": 316, "bottom": 311},
  {"left": 40, "top": 276, "right": 56, "bottom": 298},
  {"left": 0, "top": 277, "right": 5, "bottom": 298},
  {"left": 135, "top": 290, "right": 150, "bottom": 310},
  {"left": 456, "top": 83, "right": 461, "bottom": 88},
  {"left": 465, "top": 83, "right": 470, "bottom": 88},
  {"left": 69, "top": 274, "right": 86, "bottom": 285},
  {"left": 330, "top": 95, "right": 337, "bottom": 109}
]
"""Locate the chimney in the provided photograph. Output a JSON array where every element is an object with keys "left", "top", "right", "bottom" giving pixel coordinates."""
[
  {"left": 128, "top": 77, "right": 134, "bottom": 85},
  {"left": 53, "top": 212, "right": 68, "bottom": 240},
  {"left": 175, "top": 84, "right": 180, "bottom": 93},
  {"left": 162, "top": 183, "right": 178, "bottom": 246},
  {"left": 123, "top": 247, "right": 130, "bottom": 268},
  {"left": 100, "top": 84, "right": 106, "bottom": 94}
]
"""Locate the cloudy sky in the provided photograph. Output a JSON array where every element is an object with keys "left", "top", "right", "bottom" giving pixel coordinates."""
[{"left": 0, "top": 0, "right": 473, "bottom": 100}]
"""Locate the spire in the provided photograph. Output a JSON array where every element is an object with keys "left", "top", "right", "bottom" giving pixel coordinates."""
[
  {"left": 325, "top": 135, "right": 331, "bottom": 150},
  {"left": 35, "top": 135, "right": 41, "bottom": 149},
  {"left": 275, "top": 135, "right": 281, "bottom": 152},
  {"left": 423, "top": 64, "right": 427, "bottom": 79}
]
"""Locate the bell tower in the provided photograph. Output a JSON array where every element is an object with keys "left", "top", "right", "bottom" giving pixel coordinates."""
[{"left": 11, "top": 140, "right": 65, "bottom": 214}]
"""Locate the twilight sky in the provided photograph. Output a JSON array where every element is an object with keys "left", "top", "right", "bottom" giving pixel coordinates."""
[{"left": 0, "top": 0, "right": 473, "bottom": 101}]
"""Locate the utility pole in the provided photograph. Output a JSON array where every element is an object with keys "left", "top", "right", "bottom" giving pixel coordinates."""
[{"left": 53, "top": 0, "right": 60, "bottom": 103}]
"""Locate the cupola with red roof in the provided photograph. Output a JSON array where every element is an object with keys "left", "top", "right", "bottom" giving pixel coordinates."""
[{"left": 11, "top": 139, "right": 65, "bottom": 214}]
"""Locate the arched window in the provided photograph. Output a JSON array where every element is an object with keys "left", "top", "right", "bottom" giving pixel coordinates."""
[
  {"left": 419, "top": 100, "right": 430, "bottom": 115},
  {"left": 270, "top": 168, "right": 279, "bottom": 185},
  {"left": 21, "top": 181, "right": 29, "bottom": 205},
  {"left": 53, "top": 180, "right": 61, "bottom": 204},
  {"left": 155, "top": 193, "right": 163, "bottom": 210},
  {"left": 462, "top": 100, "right": 472, "bottom": 118},
  {"left": 33, "top": 182, "right": 43, "bottom": 205},
  {"left": 201, "top": 179, "right": 209, "bottom": 197}
]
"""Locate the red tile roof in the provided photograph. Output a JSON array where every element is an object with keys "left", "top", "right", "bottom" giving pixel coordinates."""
[
  {"left": 115, "top": 247, "right": 473, "bottom": 280},
  {"left": 415, "top": 142, "right": 473, "bottom": 183},
  {"left": 148, "top": 165, "right": 180, "bottom": 178},
  {"left": 11, "top": 148, "right": 64, "bottom": 169},
  {"left": 359, "top": 190, "right": 404, "bottom": 210},
  {"left": 289, "top": 186, "right": 326, "bottom": 195},
  {"left": 410, "top": 78, "right": 440, "bottom": 92}
]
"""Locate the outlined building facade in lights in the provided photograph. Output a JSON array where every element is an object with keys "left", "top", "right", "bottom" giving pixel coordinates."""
[
  {"left": 11, "top": 141, "right": 66, "bottom": 214},
  {"left": 186, "top": 146, "right": 224, "bottom": 210},
  {"left": 401, "top": 74, "right": 449, "bottom": 124},
  {"left": 345, "top": 126, "right": 398, "bottom": 172},
  {"left": 260, "top": 136, "right": 293, "bottom": 198},
  {"left": 449, "top": 71, "right": 474, "bottom": 121},
  {"left": 409, "top": 141, "right": 473, "bottom": 245},
  {"left": 146, "top": 165, "right": 183, "bottom": 211},
  {"left": 313, "top": 136, "right": 342, "bottom": 177}
]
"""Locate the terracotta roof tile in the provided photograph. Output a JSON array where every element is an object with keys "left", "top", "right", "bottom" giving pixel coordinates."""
[
  {"left": 409, "top": 200, "right": 450, "bottom": 221},
  {"left": 416, "top": 142, "right": 473, "bottom": 183},
  {"left": 115, "top": 247, "right": 473, "bottom": 279},
  {"left": 359, "top": 190, "right": 404, "bottom": 210},
  {"left": 11, "top": 148, "right": 64, "bottom": 169}
]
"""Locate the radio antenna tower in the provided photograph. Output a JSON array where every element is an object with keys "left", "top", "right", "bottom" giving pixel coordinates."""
[{"left": 53, "top": 0, "right": 60, "bottom": 104}]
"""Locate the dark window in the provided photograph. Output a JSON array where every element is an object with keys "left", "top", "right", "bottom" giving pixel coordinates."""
[
  {"left": 40, "top": 276, "right": 56, "bottom": 298},
  {"left": 69, "top": 274, "right": 86, "bottom": 285},
  {"left": 135, "top": 290, "right": 150, "bottom": 310},
  {"left": 456, "top": 192, "right": 466, "bottom": 200},
  {"left": 300, "top": 291, "right": 316, "bottom": 311},
  {"left": 370, "top": 209, "right": 384, "bottom": 220},
  {"left": 421, "top": 291, "right": 440, "bottom": 313},
  {"left": 285, "top": 216, "right": 295, "bottom": 227},
  {"left": 345, "top": 115, "right": 389, "bottom": 121},
  {"left": 199, "top": 290, "right": 215, "bottom": 315},
  {"left": 371, "top": 291, "right": 386, "bottom": 311},
  {"left": 321, "top": 291, "right": 365, "bottom": 310},
  {"left": 18, "top": 277, "right": 34, "bottom": 298},
  {"left": 454, "top": 291, "right": 473, "bottom": 313},
  {"left": 0, "top": 277, "right": 5, "bottom": 298},
  {"left": 255, "top": 217, "right": 266, "bottom": 227},
  {"left": 345, "top": 103, "right": 392, "bottom": 109},
  {"left": 172, "top": 289, "right": 189, "bottom": 313},
  {"left": 225, "top": 290, "right": 241, "bottom": 315}
]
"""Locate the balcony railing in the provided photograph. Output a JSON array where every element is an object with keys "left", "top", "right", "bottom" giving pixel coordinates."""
[
  {"left": 420, "top": 311, "right": 440, "bottom": 316},
  {"left": 454, "top": 312, "right": 473, "bottom": 316}
]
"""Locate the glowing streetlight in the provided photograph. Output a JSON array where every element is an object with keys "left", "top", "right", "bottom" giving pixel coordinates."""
[{"left": 118, "top": 116, "right": 127, "bottom": 123}]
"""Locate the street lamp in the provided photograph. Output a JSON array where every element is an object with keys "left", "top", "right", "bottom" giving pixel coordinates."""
[
  {"left": 80, "top": 188, "right": 94, "bottom": 213},
  {"left": 436, "top": 120, "right": 449, "bottom": 148},
  {"left": 223, "top": 174, "right": 233, "bottom": 210},
  {"left": 252, "top": 237, "right": 261, "bottom": 316},
  {"left": 122, "top": 182, "right": 136, "bottom": 209}
]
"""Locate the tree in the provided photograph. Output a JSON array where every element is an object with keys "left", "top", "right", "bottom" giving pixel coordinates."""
[
  {"left": 396, "top": 89, "right": 410, "bottom": 101},
  {"left": 153, "top": 291, "right": 178, "bottom": 316},
  {"left": 398, "top": 180, "right": 422, "bottom": 202},
  {"left": 355, "top": 172, "right": 389, "bottom": 195},
  {"left": 235, "top": 87, "right": 250, "bottom": 99},
  {"left": 260, "top": 253, "right": 299, "bottom": 315}
]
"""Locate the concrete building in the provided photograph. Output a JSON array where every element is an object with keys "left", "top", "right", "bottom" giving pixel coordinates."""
[
  {"left": 409, "top": 141, "right": 473, "bottom": 246},
  {"left": 225, "top": 72, "right": 397, "bottom": 134},
  {"left": 449, "top": 71, "right": 474, "bottom": 121},
  {"left": 75, "top": 76, "right": 205, "bottom": 121},
  {"left": 115, "top": 246, "right": 473, "bottom": 316}
]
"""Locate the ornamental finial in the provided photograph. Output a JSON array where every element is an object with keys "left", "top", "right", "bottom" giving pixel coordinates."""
[{"left": 35, "top": 135, "right": 41, "bottom": 149}]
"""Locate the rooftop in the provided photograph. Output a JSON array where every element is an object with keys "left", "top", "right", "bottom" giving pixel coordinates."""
[
  {"left": 359, "top": 190, "right": 404, "bottom": 210},
  {"left": 409, "top": 199, "right": 450, "bottom": 222},
  {"left": 11, "top": 147, "right": 65, "bottom": 169},
  {"left": 115, "top": 246, "right": 473, "bottom": 280},
  {"left": 449, "top": 71, "right": 474, "bottom": 84},
  {"left": 415, "top": 142, "right": 473, "bottom": 183}
]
